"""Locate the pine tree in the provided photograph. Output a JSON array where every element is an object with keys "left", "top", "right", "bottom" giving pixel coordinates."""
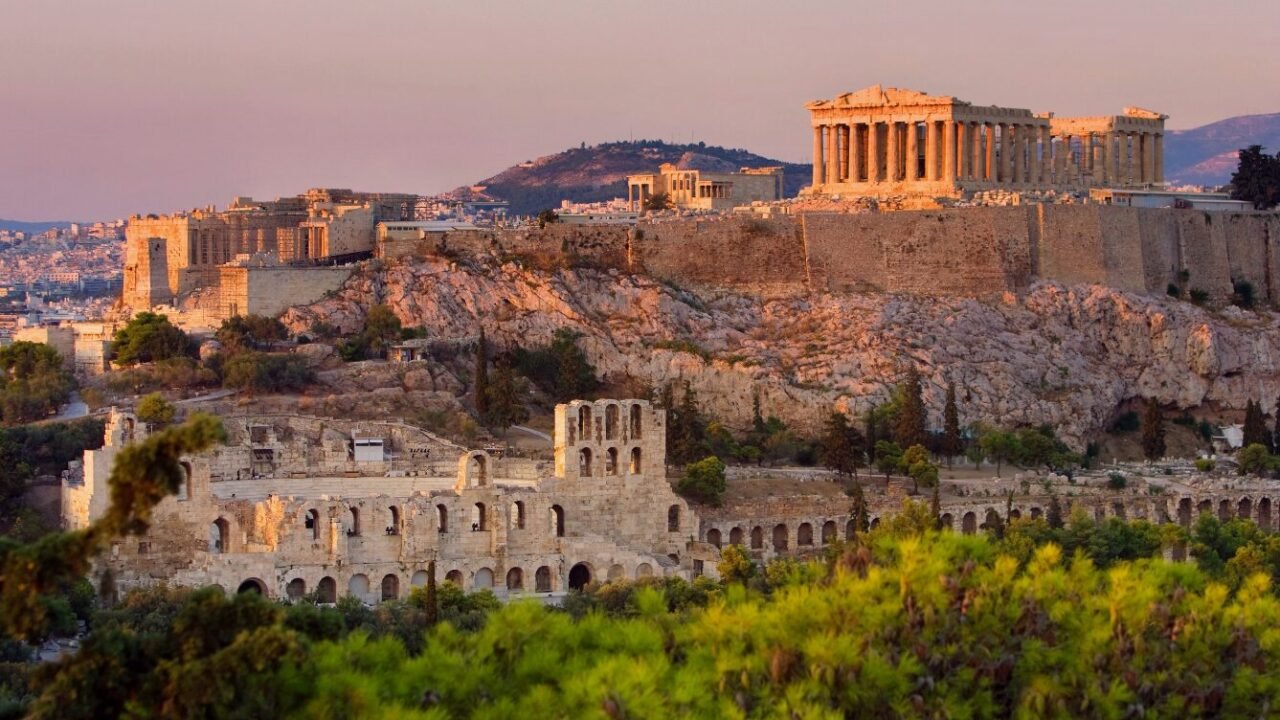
[
  {"left": 941, "top": 381, "right": 961, "bottom": 469},
  {"left": 893, "top": 365, "right": 927, "bottom": 449},
  {"left": 483, "top": 359, "right": 529, "bottom": 431},
  {"left": 1140, "top": 398, "right": 1166, "bottom": 461},
  {"left": 1243, "top": 399, "right": 1271, "bottom": 451},
  {"left": 1046, "top": 495, "right": 1064, "bottom": 529},
  {"left": 752, "top": 391, "right": 766, "bottom": 436},
  {"left": 820, "top": 412, "right": 859, "bottom": 476},
  {"left": 473, "top": 329, "right": 490, "bottom": 419},
  {"left": 425, "top": 560, "right": 439, "bottom": 625},
  {"left": 850, "top": 480, "right": 869, "bottom": 535}
]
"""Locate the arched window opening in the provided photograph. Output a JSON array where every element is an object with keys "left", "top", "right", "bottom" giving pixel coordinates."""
[
  {"left": 286, "top": 578, "right": 306, "bottom": 600},
  {"left": 1219, "top": 499, "right": 1232, "bottom": 522},
  {"left": 387, "top": 506, "right": 401, "bottom": 535},
  {"left": 870, "top": 517, "right": 880, "bottom": 530},
  {"left": 630, "top": 404, "right": 643, "bottom": 439},
  {"left": 551, "top": 505, "right": 565, "bottom": 537},
  {"left": 1009, "top": 509, "right": 1022, "bottom": 520},
  {"left": 511, "top": 501, "right": 526, "bottom": 530},
  {"left": 961, "top": 512, "right": 977, "bottom": 535},
  {"left": 347, "top": 507, "right": 361, "bottom": 537},
  {"left": 707, "top": 528, "right": 722, "bottom": 548},
  {"left": 635, "top": 563, "right": 653, "bottom": 579},
  {"left": 579, "top": 448, "right": 593, "bottom": 477},
  {"left": 845, "top": 518, "right": 855, "bottom": 540},
  {"left": 821, "top": 520, "right": 836, "bottom": 545},
  {"left": 577, "top": 406, "right": 593, "bottom": 441},
  {"left": 535, "top": 566, "right": 553, "bottom": 592},
  {"left": 474, "top": 568, "right": 494, "bottom": 589},
  {"left": 1029, "top": 507, "right": 1042, "bottom": 520},
  {"left": 772, "top": 524, "right": 788, "bottom": 551},
  {"left": 472, "top": 502, "right": 487, "bottom": 532},
  {"left": 410, "top": 570, "right": 429, "bottom": 587},
  {"left": 729, "top": 526, "right": 744, "bottom": 545},
  {"left": 381, "top": 574, "right": 399, "bottom": 601},
  {"left": 348, "top": 574, "right": 370, "bottom": 599},
  {"left": 605, "top": 404, "right": 619, "bottom": 440},
  {"left": 608, "top": 564, "right": 625, "bottom": 581},
  {"left": 939, "top": 513, "right": 954, "bottom": 530},
  {"left": 1239, "top": 497, "right": 1253, "bottom": 521},
  {"left": 506, "top": 567, "right": 524, "bottom": 591},
  {"left": 317, "top": 576, "right": 337, "bottom": 604},
  {"left": 984, "top": 509, "right": 1001, "bottom": 530},
  {"left": 210, "top": 518, "right": 229, "bottom": 554},
  {"left": 797, "top": 523, "right": 813, "bottom": 546},
  {"left": 445, "top": 570, "right": 464, "bottom": 585},
  {"left": 630, "top": 447, "right": 642, "bottom": 475},
  {"left": 1178, "top": 498, "right": 1193, "bottom": 527},
  {"left": 606, "top": 447, "right": 618, "bottom": 476},
  {"left": 751, "top": 526, "right": 764, "bottom": 549},
  {"left": 469, "top": 454, "right": 488, "bottom": 486},
  {"left": 306, "top": 509, "right": 321, "bottom": 541},
  {"left": 667, "top": 505, "right": 680, "bottom": 532},
  {"left": 436, "top": 504, "right": 448, "bottom": 534},
  {"left": 1260, "top": 498, "right": 1273, "bottom": 531},
  {"left": 237, "top": 578, "right": 265, "bottom": 595},
  {"left": 568, "top": 563, "right": 592, "bottom": 591}
]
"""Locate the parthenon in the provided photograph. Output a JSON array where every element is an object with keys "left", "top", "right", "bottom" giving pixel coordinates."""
[{"left": 806, "top": 85, "right": 1167, "bottom": 196}]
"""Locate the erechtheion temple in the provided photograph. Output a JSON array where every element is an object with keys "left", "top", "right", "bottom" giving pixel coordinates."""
[{"left": 806, "top": 85, "right": 1167, "bottom": 197}]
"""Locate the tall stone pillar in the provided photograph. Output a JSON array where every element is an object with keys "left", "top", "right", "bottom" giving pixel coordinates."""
[
  {"left": 850, "top": 124, "right": 863, "bottom": 183},
  {"left": 812, "top": 125, "right": 823, "bottom": 188},
  {"left": 956, "top": 121, "right": 969, "bottom": 181},
  {"left": 1155, "top": 133, "right": 1164, "bottom": 184},
  {"left": 1091, "top": 137, "right": 1104, "bottom": 186},
  {"left": 1010, "top": 125, "right": 1024, "bottom": 185},
  {"left": 887, "top": 122, "right": 901, "bottom": 182},
  {"left": 984, "top": 123, "right": 996, "bottom": 183},
  {"left": 1039, "top": 126, "right": 1052, "bottom": 184},
  {"left": 1142, "top": 133, "right": 1156, "bottom": 185},
  {"left": 826, "top": 124, "right": 839, "bottom": 185},
  {"left": 1098, "top": 133, "right": 1110, "bottom": 185},
  {"left": 1082, "top": 134, "right": 1094, "bottom": 180},
  {"left": 942, "top": 119, "right": 956, "bottom": 184},
  {"left": 867, "top": 122, "right": 881, "bottom": 183},
  {"left": 925, "top": 120, "right": 939, "bottom": 182},
  {"left": 1109, "top": 133, "right": 1122, "bottom": 185},
  {"left": 1028, "top": 127, "right": 1041, "bottom": 186},
  {"left": 906, "top": 121, "right": 919, "bottom": 181},
  {"left": 972, "top": 123, "right": 985, "bottom": 183}
]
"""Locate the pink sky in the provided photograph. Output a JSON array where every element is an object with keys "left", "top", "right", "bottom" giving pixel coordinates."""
[{"left": 3, "top": 0, "right": 1278, "bottom": 220}]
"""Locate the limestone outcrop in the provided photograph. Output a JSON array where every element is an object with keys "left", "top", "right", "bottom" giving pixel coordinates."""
[{"left": 283, "top": 256, "right": 1280, "bottom": 447}]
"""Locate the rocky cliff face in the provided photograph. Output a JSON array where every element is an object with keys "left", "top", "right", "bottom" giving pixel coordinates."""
[{"left": 282, "top": 256, "right": 1280, "bottom": 447}]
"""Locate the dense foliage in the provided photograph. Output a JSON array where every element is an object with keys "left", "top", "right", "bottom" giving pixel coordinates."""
[
  {"left": 676, "top": 455, "right": 726, "bottom": 505},
  {"left": 0, "top": 342, "right": 75, "bottom": 425},
  {"left": 513, "top": 328, "right": 598, "bottom": 403},
  {"left": 0, "top": 418, "right": 104, "bottom": 539},
  {"left": 1229, "top": 144, "right": 1280, "bottom": 210},
  {"left": 111, "top": 312, "right": 196, "bottom": 366},
  {"left": 221, "top": 352, "right": 314, "bottom": 394},
  {"left": 215, "top": 314, "right": 288, "bottom": 354}
]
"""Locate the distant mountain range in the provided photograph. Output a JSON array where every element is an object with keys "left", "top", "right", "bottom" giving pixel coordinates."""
[
  {"left": 467, "top": 114, "right": 1280, "bottom": 212},
  {"left": 0, "top": 219, "right": 75, "bottom": 234}
]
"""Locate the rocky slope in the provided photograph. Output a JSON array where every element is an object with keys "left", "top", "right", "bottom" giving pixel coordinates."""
[{"left": 282, "top": 255, "right": 1280, "bottom": 448}]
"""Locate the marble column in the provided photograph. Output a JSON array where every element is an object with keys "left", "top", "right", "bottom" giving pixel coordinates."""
[
  {"left": 1040, "top": 126, "right": 1053, "bottom": 184},
  {"left": 1082, "top": 133, "right": 1094, "bottom": 180},
  {"left": 925, "top": 120, "right": 939, "bottom": 182},
  {"left": 812, "top": 126, "right": 823, "bottom": 187},
  {"left": 943, "top": 119, "right": 956, "bottom": 183},
  {"left": 1029, "top": 127, "right": 1041, "bottom": 186},
  {"left": 1091, "top": 136, "right": 1104, "bottom": 186},
  {"left": 1109, "top": 133, "right": 1122, "bottom": 185},
  {"left": 972, "top": 123, "right": 985, "bottom": 183},
  {"left": 1098, "top": 132, "right": 1110, "bottom": 185},
  {"left": 850, "top": 123, "right": 863, "bottom": 183},
  {"left": 1155, "top": 133, "right": 1164, "bottom": 183},
  {"left": 985, "top": 123, "right": 996, "bottom": 182},
  {"left": 906, "top": 121, "right": 919, "bottom": 181},
  {"left": 868, "top": 122, "right": 881, "bottom": 183},
  {"left": 1143, "top": 133, "right": 1156, "bottom": 185},
  {"left": 887, "top": 122, "right": 901, "bottom": 182},
  {"left": 956, "top": 121, "right": 969, "bottom": 181},
  {"left": 826, "top": 124, "right": 839, "bottom": 185},
  {"left": 1010, "top": 125, "right": 1024, "bottom": 185}
]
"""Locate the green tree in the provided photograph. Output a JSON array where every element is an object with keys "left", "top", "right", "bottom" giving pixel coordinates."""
[
  {"left": 892, "top": 365, "right": 927, "bottom": 448},
  {"left": 675, "top": 456, "right": 726, "bottom": 506},
  {"left": 215, "top": 314, "right": 288, "bottom": 355},
  {"left": 135, "top": 392, "right": 175, "bottom": 427},
  {"left": 1243, "top": 399, "right": 1272, "bottom": 452},
  {"left": 642, "top": 192, "right": 671, "bottom": 212},
  {"left": 965, "top": 441, "right": 985, "bottom": 470},
  {"left": 112, "top": 312, "right": 195, "bottom": 366},
  {"left": 1237, "top": 443, "right": 1276, "bottom": 476},
  {"left": 473, "top": 328, "right": 490, "bottom": 419},
  {"left": 1228, "top": 144, "right": 1280, "bottom": 210},
  {"left": 665, "top": 382, "right": 708, "bottom": 467},
  {"left": 716, "top": 544, "right": 755, "bottom": 585},
  {"left": 513, "top": 328, "right": 598, "bottom": 403},
  {"left": 1141, "top": 397, "right": 1166, "bottom": 461},
  {"left": 221, "top": 352, "right": 313, "bottom": 394},
  {"left": 535, "top": 208, "right": 559, "bottom": 228},
  {"left": 1046, "top": 495, "right": 1065, "bottom": 529},
  {"left": 0, "top": 341, "right": 75, "bottom": 425},
  {"left": 849, "top": 479, "right": 869, "bottom": 535},
  {"left": 979, "top": 429, "right": 1019, "bottom": 477},
  {"left": 363, "top": 305, "right": 402, "bottom": 359},
  {"left": 873, "top": 440, "right": 902, "bottom": 481},
  {"left": 819, "top": 412, "right": 865, "bottom": 477},
  {"left": 899, "top": 444, "right": 938, "bottom": 494},
  {"left": 482, "top": 359, "right": 529, "bottom": 431},
  {"left": 940, "top": 381, "right": 962, "bottom": 469}
]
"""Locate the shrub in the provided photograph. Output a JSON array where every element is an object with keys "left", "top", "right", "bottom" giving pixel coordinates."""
[
  {"left": 1166, "top": 283, "right": 1181, "bottom": 298},
  {"left": 676, "top": 456, "right": 726, "bottom": 506},
  {"left": 1232, "top": 279, "right": 1255, "bottom": 309},
  {"left": 111, "top": 312, "right": 195, "bottom": 365},
  {"left": 222, "top": 352, "right": 313, "bottom": 394},
  {"left": 1194, "top": 458, "right": 1215, "bottom": 472},
  {"left": 1107, "top": 472, "right": 1128, "bottom": 490},
  {"left": 1189, "top": 288, "right": 1210, "bottom": 305},
  {"left": 135, "top": 393, "right": 175, "bottom": 426}
]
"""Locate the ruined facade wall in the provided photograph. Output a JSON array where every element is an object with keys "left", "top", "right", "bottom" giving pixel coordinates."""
[{"left": 216, "top": 265, "right": 353, "bottom": 321}]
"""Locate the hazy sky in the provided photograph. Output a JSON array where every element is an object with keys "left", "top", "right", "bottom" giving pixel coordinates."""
[{"left": 3, "top": 0, "right": 1278, "bottom": 220}]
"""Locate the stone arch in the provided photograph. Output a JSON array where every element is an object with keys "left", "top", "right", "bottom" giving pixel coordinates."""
[
  {"left": 348, "top": 506, "right": 361, "bottom": 536},
  {"left": 1112, "top": 502, "right": 1126, "bottom": 520},
  {"left": 729, "top": 526, "right": 744, "bottom": 545},
  {"left": 474, "top": 567, "right": 494, "bottom": 589},
  {"left": 772, "top": 523, "right": 788, "bottom": 551},
  {"left": 286, "top": 578, "right": 306, "bottom": 600},
  {"left": 706, "top": 528, "right": 722, "bottom": 548},
  {"left": 1239, "top": 497, "right": 1253, "bottom": 522},
  {"left": 237, "top": 578, "right": 266, "bottom": 595},
  {"left": 306, "top": 509, "right": 321, "bottom": 541},
  {"left": 511, "top": 500, "right": 526, "bottom": 530},
  {"left": 1260, "top": 498, "right": 1272, "bottom": 531},
  {"left": 317, "top": 576, "right": 337, "bottom": 603},
  {"left": 630, "top": 404, "right": 643, "bottom": 439},
  {"left": 410, "top": 570, "right": 429, "bottom": 587},
  {"left": 1009, "top": 508, "right": 1022, "bottom": 520},
  {"left": 983, "top": 509, "right": 1000, "bottom": 529},
  {"left": 210, "top": 517, "right": 229, "bottom": 553},
  {"left": 961, "top": 511, "right": 977, "bottom": 534},
  {"left": 436, "top": 504, "right": 449, "bottom": 533},
  {"left": 1093, "top": 505, "right": 1105, "bottom": 521},
  {"left": 1178, "top": 498, "right": 1193, "bottom": 527},
  {"left": 458, "top": 451, "right": 490, "bottom": 487},
  {"left": 635, "top": 563, "right": 653, "bottom": 579},
  {"left": 1219, "top": 499, "right": 1232, "bottom": 521},
  {"left": 608, "top": 564, "right": 625, "bottom": 581},
  {"left": 381, "top": 574, "right": 399, "bottom": 601},
  {"left": 606, "top": 447, "right": 619, "bottom": 476},
  {"left": 1198, "top": 499, "right": 1212, "bottom": 518},
  {"left": 551, "top": 504, "right": 565, "bottom": 537},
  {"left": 579, "top": 447, "right": 593, "bottom": 477},
  {"left": 845, "top": 518, "right": 856, "bottom": 540},
  {"left": 472, "top": 502, "right": 487, "bottom": 531},
  {"left": 751, "top": 526, "right": 764, "bottom": 549},
  {"left": 568, "top": 563, "right": 592, "bottom": 591},
  {"left": 630, "top": 447, "right": 642, "bottom": 474},
  {"left": 535, "top": 566, "right": 554, "bottom": 592},
  {"left": 445, "top": 570, "right": 464, "bottom": 585},
  {"left": 388, "top": 505, "right": 401, "bottom": 535},
  {"left": 605, "top": 403, "right": 619, "bottom": 440},
  {"left": 797, "top": 522, "right": 814, "bottom": 546},
  {"left": 578, "top": 405, "right": 593, "bottom": 441},
  {"left": 821, "top": 520, "right": 836, "bottom": 545},
  {"left": 1171, "top": 541, "right": 1187, "bottom": 562},
  {"left": 348, "top": 573, "right": 370, "bottom": 599},
  {"left": 506, "top": 567, "right": 524, "bottom": 591},
  {"left": 1029, "top": 507, "right": 1042, "bottom": 520},
  {"left": 939, "top": 512, "right": 954, "bottom": 530},
  {"left": 667, "top": 505, "right": 680, "bottom": 532},
  {"left": 178, "top": 461, "right": 192, "bottom": 500}
]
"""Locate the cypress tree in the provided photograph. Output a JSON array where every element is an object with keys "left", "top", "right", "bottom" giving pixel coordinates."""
[
  {"left": 484, "top": 359, "right": 529, "bottom": 431},
  {"left": 474, "top": 329, "right": 490, "bottom": 418},
  {"left": 850, "top": 480, "right": 869, "bottom": 534},
  {"left": 1046, "top": 495, "right": 1064, "bottom": 529},
  {"left": 941, "top": 381, "right": 961, "bottom": 469},
  {"left": 1243, "top": 399, "right": 1270, "bottom": 450},
  {"left": 425, "top": 560, "right": 438, "bottom": 625},
  {"left": 1140, "top": 398, "right": 1166, "bottom": 461},
  {"left": 820, "top": 412, "right": 855, "bottom": 476},
  {"left": 893, "top": 365, "right": 927, "bottom": 449}
]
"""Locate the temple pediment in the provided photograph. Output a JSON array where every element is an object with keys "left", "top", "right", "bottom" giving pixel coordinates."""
[
  {"left": 806, "top": 85, "right": 965, "bottom": 110},
  {"left": 1123, "top": 106, "right": 1169, "bottom": 120}
]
